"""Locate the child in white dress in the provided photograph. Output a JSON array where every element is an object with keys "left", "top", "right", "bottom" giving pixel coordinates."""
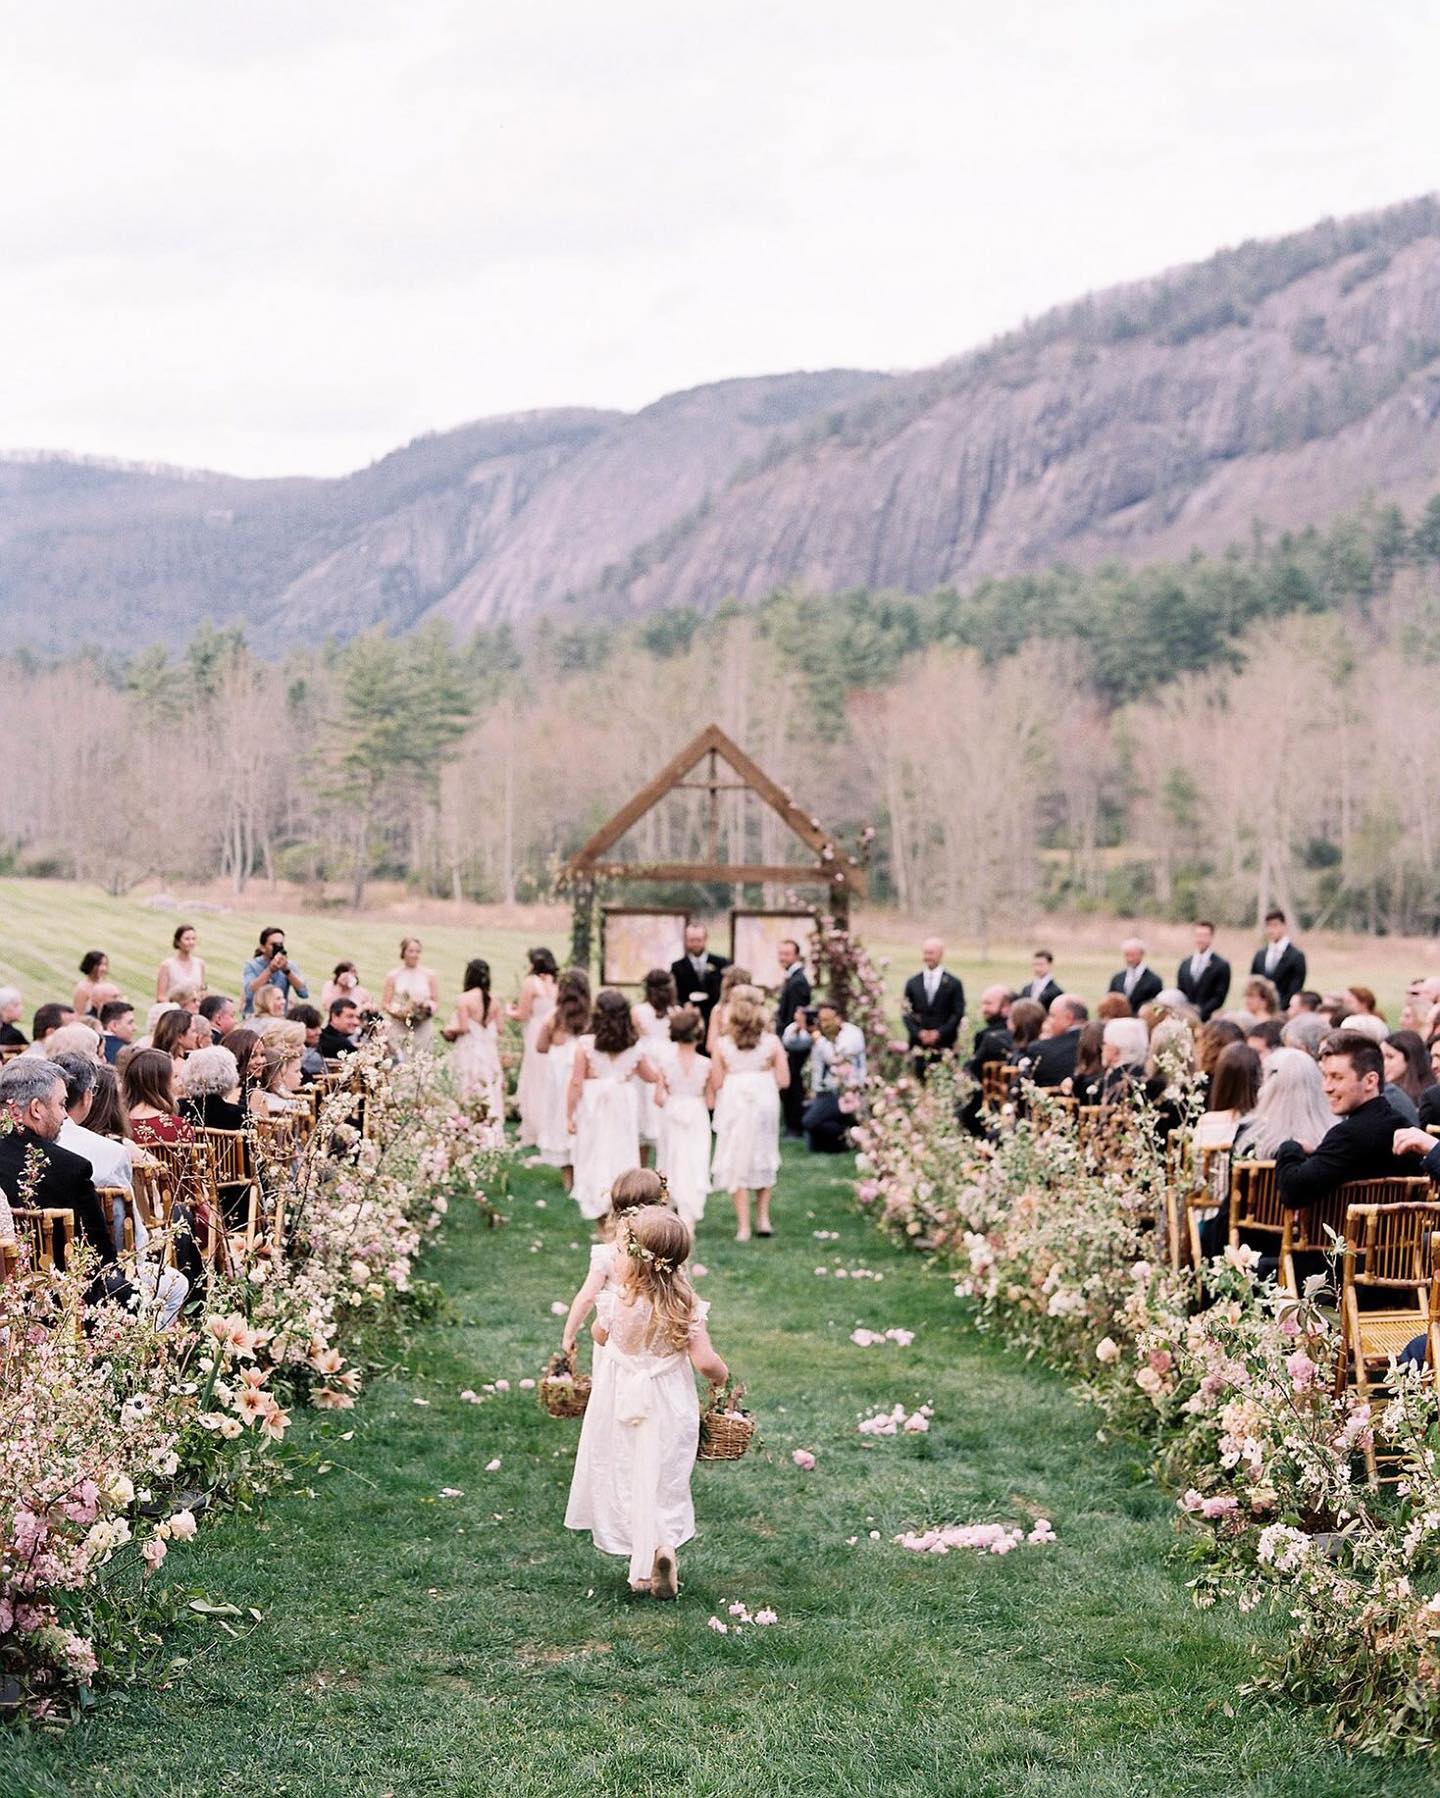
[
  {"left": 536, "top": 969, "right": 591, "bottom": 1193},
  {"left": 568, "top": 990, "right": 666, "bottom": 1222},
  {"left": 655, "top": 1006, "right": 712, "bottom": 1229},
  {"left": 559, "top": 1168, "right": 668, "bottom": 1356},
  {"left": 709, "top": 990, "right": 788, "bottom": 1242},
  {"left": 511, "top": 948, "right": 559, "bottom": 1150},
  {"left": 565, "top": 1205, "right": 728, "bottom": 1597},
  {"left": 631, "top": 969, "right": 677, "bottom": 1166}
]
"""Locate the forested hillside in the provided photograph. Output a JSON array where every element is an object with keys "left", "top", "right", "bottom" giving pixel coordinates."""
[{"left": 3, "top": 196, "right": 1439, "bottom": 647}]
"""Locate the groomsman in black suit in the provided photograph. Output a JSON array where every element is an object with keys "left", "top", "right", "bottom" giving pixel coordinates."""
[
  {"left": 1019, "top": 950, "right": 1062, "bottom": 1012},
  {"left": 1251, "top": 909, "right": 1307, "bottom": 1010},
  {"left": 1176, "top": 920, "right": 1231, "bottom": 1021},
  {"left": 903, "top": 937, "right": 966, "bottom": 1079},
  {"left": 669, "top": 921, "right": 729, "bottom": 1032},
  {"left": 774, "top": 937, "right": 813, "bottom": 1138},
  {"left": 1107, "top": 938, "right": 1163, "bottom": 1015}
]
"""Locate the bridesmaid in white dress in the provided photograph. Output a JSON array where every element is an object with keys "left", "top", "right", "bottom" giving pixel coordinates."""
[
  {"left": 631, "top": 969, "right": 678, "bottom": 1166},
  {"left": 156, "top": 924, "right": 206, "bottom": 1003},
  {"left": 565, "top": 1206, "right": 728, "bottom": 1597},
  {"left": 382, "top": 937, "right": 440, "bottom": 1059},
  {"left": 510, "top": 947, "right": 558, "bottom": 1150},
  {"left": 536, "top": 968, "right": 591, "bottom": 1192},
  {"left": 567, "top": 990, "right": 666, "bottom": 1222},
  {"left": 444, "top": 957, "right": 506, "bottom": 1143},
  {"left": 655, "top": 1007, "right": 712, "bottom": 1228},
  {"left": 708, "top": 990, "right": 788, "bottom": 1241}
]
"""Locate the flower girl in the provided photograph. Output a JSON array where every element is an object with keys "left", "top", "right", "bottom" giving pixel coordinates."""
[
  {"left": 567, "top": 989, "right": 665, "bottom": 1222},
  {"left": 535, "top": 969, "right": 591, "bottom": 1194},
  {"left": 565, "top": 1205, "right": 728, "bottom": 1597},
  {"left": 709, "top": 989, "right": 788, "bottom": 1241},
  {"left": 631, "top": 969, "right": 677, "bottom": 1167},
  {"left": 655, "top": 1007, "right": 712, "bottom": 1228},
  {"left": 559, "top": 1168, "right": 667, "bottom": 1357}
]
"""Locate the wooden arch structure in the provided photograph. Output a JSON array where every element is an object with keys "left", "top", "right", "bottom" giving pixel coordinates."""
[{"left": 557, "top": 723, "right": 868, "bottom": 971}]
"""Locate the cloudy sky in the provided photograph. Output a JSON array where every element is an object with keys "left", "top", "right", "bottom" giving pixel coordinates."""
[{"left": 3, "top": 1, "right": 1435, "bottom": 476}]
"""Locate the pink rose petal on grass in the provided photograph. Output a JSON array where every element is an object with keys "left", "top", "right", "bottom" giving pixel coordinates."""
[
  {"left": 792, "top": 1449, "right": 817, "bottom": 1471},
  {"left": 485, "top": 1458, "right": 502, "bottom": 1472}
]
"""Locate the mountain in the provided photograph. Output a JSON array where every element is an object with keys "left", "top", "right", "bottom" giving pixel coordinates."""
[{"left": 4, "top": 196, "right": 1440, "bottom": 649}]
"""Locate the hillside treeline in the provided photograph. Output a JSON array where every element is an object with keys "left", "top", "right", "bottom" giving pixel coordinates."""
[{"left": 8, "top": 492, "right": 1440, "bottom": 936}]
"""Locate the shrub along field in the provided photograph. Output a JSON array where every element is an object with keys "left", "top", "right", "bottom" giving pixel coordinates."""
[{"left": 4, "top": 1149, "right": 1434, "bottom": 1797}]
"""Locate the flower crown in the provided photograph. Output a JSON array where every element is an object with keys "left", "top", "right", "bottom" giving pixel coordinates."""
[{"left": 624, "top": 1228, "right": 678, "bottom": 1275}]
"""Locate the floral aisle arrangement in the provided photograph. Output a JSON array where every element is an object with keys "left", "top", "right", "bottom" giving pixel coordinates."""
[
  {"left": 853, "top": 1065, "right": 1440, "bottom": 1753},
  {"left": 0, "top": 1041, "right": 507, "bottom": 1721}
]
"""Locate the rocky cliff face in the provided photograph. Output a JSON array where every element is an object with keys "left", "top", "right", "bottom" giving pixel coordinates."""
[{"left": 4, "top": 198, "right": 1439, "bottom": 648}]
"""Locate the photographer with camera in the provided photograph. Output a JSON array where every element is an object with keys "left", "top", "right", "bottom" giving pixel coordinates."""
[{"left": 241, "top": 926, "right": 310, "bottom": 1018}]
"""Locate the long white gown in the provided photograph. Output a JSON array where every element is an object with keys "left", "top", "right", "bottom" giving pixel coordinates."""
[
  {"left": 516, "top": 979, "right": 557, "bottom": 1148},
  {"left": 632, "top": 1002, "right": 672, "bottom": 1148},
  {"left": 565, "top": 1289, "right": 707, "bottom": 1584},
  {"left": 656, "top": 1043, "right": 712, "bottom": 1227},
  {"left": 571, "top": 1038, "right": 645, "bottom": 1221},
  {"left": 537, "top": 1032, "right": 579, "bottom": 1169},
  {"left": 710, "top": 1034, "right": 782, "bottom": 1193},
  {"left": 451, "top": 1005, "right": 506, "bottom": 1144}
]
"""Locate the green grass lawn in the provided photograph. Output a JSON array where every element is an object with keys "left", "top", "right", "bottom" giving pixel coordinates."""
[{"left": 4, "top": 1149, "right": 1430, "bottom": 1798}]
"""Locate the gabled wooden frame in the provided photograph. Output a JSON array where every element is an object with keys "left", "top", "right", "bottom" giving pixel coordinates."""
[{"left": 558, "top": 723, "right": 867, "bottom": 970}]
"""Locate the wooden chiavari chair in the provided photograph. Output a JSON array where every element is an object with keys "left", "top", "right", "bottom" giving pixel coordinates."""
[
  {"left": 1337, "top": 1201, "right": 1440, "bottom": 1394},
  {"left": 11, "top": 1207, "right": 73, "bottom": 1272},
  {"left": 1227, "top": 1159, "right": 1285, "bottom": 1256},
  {"left": 0, "top": 1240, "right": 19, "bottom": 1283},
  {"left": 95, "top": 1184, "right": 134, "bottom": 1255},
  {"left": 199, "top": 1127, "right": 259, "bottom": 1244},
  {"left": 1280, "top": 1176, "right": 1433, "bottom": 1298},
  {"left": 980, "top": 1060, "right": 1010, "bottom": 1112}
]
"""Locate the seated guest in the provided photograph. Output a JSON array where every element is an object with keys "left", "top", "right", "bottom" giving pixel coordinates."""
[
  {"left": 1096, "top": 992, "right": 1132, "bottom": 1022},
  {"left": 1244, "top": 1018, "right": 1285, "bottom": 1062},
  {"left": 1342, "top": 985, "right": 1383, "bottom": 1022},
  {"left": 259, "top": 1041, "right": 307, "bottom": 1116},
  {"left": 1196, "top": 1018, "right": 1244, "bottom": 1079},
  {"left": 1241, "top": 975, "right": 1281, "bottom": 1020},
  {"left": 1251, "top": 910, "right": 1307, "bottom": 1010},
  {"left": 199, "top": 992, "right": 238, "bottom": 1044},
  {"left": 319, "top": 998, "right": 363, "bottom": 1061},
  {"left": 1145, "top": 1016, "right": 1195, "bottom": 1141},
  {"left": 0, "top": 986, "right": 26, "bottom": 1048},
  {"left": 1288, "top": 989, "right": 1324, "bottom": 1019},
  {"left": 1341, "top": 1014, "right": 1420, "bottom": 1123},
  {"left": 100, "top": 1000, "right": 136, "bottom": 1064},
  {"left": 289, "top": 1004, "right": 326, "bottom": 1080},
  {"left": 180, "top": 1047, "right": 247, "bottom": 1132},
  {"left": 1019, "top": 950, "right": 1062, "bottom": 1011},
  {"left": 43, "top": 1022, "right": 106, "bottom": 1063},
  {"left": 1029, "top": 995, "right": 1088, "bottom": 1088},
  {"left": 252, "top": 984, "right": 286, "bottom": 1021},
  {"left": 220, "top": 1028, "right": 269, "bottom": 1121},
  {"left": 1280, "top": 1012, "right": 1329, "bottom": 1058},
  {"left": 1004, "top": 999, "right": 1045, "bottom": 1067},
  {"left": 1107, "top": 938, "right": 1162, "bottom": 1015},
  {"left": 122, "top": 1047, "right": 212, "bottom": 1278},
  {"left": 1176, "top": 921, "right": 1230, "bottom": 1021},
  {"left": 153, "top": 1004, "right": 202, "bottom": 1071},
  {"left": 1098, "top": 1016, "right": 1150, "bottom": 1104},
  {"left": 1069, "top": 1020, "right": 1106, "bottom": 1104},
  {"left": 1275, "top": 1030, "right": 1415, "bottom": 1209},
  {"left": 24, "top": 1002, "right": 75, "bottom": 1056},
  {"left": 957, "top": 986, "right": 1015, "bottom": 1134},
  {"left": 1383, "top": 1030, "right": 1434, "bottom": 1112},
  {"left": 73, "top": 951, "right": 121, "bottom": 1019},
  {"left": 0, "top": 1056, "right": 129, "bottom": 1302},
  {"left": 1420, "top": 1037, "right": 1440, "bottom": 1129},
  {"left": 1232, "top": 1048, "right": 1333, "bottom": 1161},
  {"left": 1194, "top": 1043, "right": 1262, "bottom": 1149}
]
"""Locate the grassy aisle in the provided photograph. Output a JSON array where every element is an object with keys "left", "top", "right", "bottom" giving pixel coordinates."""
[{"left": 5, "top": 1150, "right": 1432, "bottom": 1798}]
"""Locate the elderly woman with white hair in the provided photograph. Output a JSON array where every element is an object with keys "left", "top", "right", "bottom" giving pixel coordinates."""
[
  {"left": 0, "top": 986, "right": 26, "bottom": 1050},
  {"left": 178, "top": 1046, "right": 246, "bottom": 1133},
  {"left": 1099, "top": 1015, "right": 1151, "bottom": 1104}
]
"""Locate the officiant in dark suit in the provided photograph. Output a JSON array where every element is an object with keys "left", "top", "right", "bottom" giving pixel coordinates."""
[
  {"left": 669, "top": 920, "right": 729, "bottom": 1031},
  {"left": 1107, "top": 938, "right": 1162, "bottom": 1015},
  {"left": 774, "top": 937, "right": 812, "bottom": 1138},
  {"left": 903, "top": 937, "right": 965, "bottom": 1079},
  {"left": 1250, "top": 909, "right": 1307, "bottom": 1010},
  {"left": 1176, "top": 920, "right": 1231, "bottom": 1021}
]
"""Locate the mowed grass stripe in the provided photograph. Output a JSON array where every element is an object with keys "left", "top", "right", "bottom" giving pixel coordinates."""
[{"left": 3, "top": 1148, "right": 1428, "bottom": 1797}]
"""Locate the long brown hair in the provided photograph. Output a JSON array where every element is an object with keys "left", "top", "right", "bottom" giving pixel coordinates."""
[
  {"left": 553, "top": 969, "right": 591, "bottom": 1039},
  {"left": 603, "top": 1167, "right": 667, "bottom": 1239},
  {"left": 122, "top": 1047, "right": 177, "bottom": 1115},
  {"left": 152, "top": 1008, "right": 192, "bottom": 1057},
  {"left": 87, "top": 1062, "right": 132, "bottom": 1139},
  {"left": 643, "top": 969, "right": 677, "bottom": 1014},
  {"left": 620, "top": 1206, "right": 698, "bottom": 1353},
  {"left": 221, "top": 1028, "right": 262, "bottom": 1091},
  {"left": 592, "top": 989, "right": 637, "bottom": 1054}
]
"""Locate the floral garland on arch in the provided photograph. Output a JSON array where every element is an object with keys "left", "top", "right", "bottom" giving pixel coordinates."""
[
  {"left": 0, "top": 1040, "right": 508, "bottom": 1722},
  {"left": 852, "top": 1063, "right": 1440, "bottom": 1756}
]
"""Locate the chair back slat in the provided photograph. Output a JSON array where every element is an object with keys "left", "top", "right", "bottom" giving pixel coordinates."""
[
  {"left": 1345, "top": 1200, "right": 1440, "bottom": 1289},
  {"left": 1229, "top": 1159, "right": 1283, "bottom": 1241}
]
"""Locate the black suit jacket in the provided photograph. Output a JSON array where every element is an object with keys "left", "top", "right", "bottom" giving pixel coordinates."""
[
  {"left": 966, "top": 1021, "right": 1014, "bottom": 1080},
  {"left": 1019, "top": 976, "right": 1062, "bottom": 1012},
  {"left": 1176, "top": 954, "right": 1231, "bottom": 1021},
  {"left": 1275, "top": 1096, "right": 1415, "bottom": 1209},
  {"left": 1030, "top": 1027, "right": 1082, "bottom": 1088},
  {"left": 0, "top": 1127, "right": 116, "bottom": 1264},
  {"left": 670, "top": 954, "right": 729, "bottom": 1027},
  {"left": 1250, "top": 943, "right": 1307, "bottom": 1009},
  {"left": 775, "top": 965, "right": 812, "bottom": 1035},
  {"left": 318, "top": 1025, "right": 360, "bottom": 1059},
  {"left": 903, "top": 971, "right": 966, "bottom": 1052},
  {"left": 1107, "top": 968, "right": 1163, "bottom": 1015}
]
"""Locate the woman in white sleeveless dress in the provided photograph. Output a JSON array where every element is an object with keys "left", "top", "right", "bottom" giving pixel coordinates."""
[
  {"left": 709, "top": 989, "right": 788, "bottom": 1241},
  {"left": 382, "top": 936, "right": 439, "bottom": 1059},
  {"left": 631, "top": 969, "right": 677, "bottom": 1166},
  {"left": 536, "top": 969, "right": 591, "bottom": 1192},
  {"left": 655, "top": 1007, "right": 712, "bottom": 1228},
  {"left": 568, "top": 990, "right": 665, "bottom": 1222},
  {"left": 444, "top": 957, "right": 505, "bottom": 1144},
  {"left": 511, "top": 947, "right": 559, "bottom": 1150}
]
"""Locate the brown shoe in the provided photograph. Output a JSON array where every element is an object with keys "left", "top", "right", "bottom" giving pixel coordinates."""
[{"left": 651, "top": 1548, "right": 678, "bottom": 1600}]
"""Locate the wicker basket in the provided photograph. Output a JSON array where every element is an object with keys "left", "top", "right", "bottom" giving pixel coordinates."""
[
  {"left": 539, "top": 1349, "right": 591, "bottom": 1419},
  {"left": 698, "top": 1382, "right": 754, "bottom": 1461}
]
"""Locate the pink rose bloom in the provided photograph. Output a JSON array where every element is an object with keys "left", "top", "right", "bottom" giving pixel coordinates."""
[
  {"left": 1148, "top": 1349, "right": 1173, "bottom": 1375},
  {"left": 791, "top": 1449, "right": 817, "bottom": 1471},
  {"left": 1286, "top": 1351, "right": 1317, "bottom": 1391}
]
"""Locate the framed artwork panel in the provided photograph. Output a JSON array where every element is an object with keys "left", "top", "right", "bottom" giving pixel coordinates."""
[
  {"left": 730, "top": 910, "right": 819, "bottom": 992},
  {"left": 600, "top": 907, "right": 690, "bottom": 987}
]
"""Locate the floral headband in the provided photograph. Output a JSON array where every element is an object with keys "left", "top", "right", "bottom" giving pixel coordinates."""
[{"left": 624, "top": 1227, "right": 678, "bottom": 1275}]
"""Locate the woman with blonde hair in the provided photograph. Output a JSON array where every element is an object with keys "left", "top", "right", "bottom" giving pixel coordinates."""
[
  {"left": 382, "top": 936, "right": 439, "bottom": 1059},
  {"left": 708, "top": 990, "right": 788, "bottom": 1242}
]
